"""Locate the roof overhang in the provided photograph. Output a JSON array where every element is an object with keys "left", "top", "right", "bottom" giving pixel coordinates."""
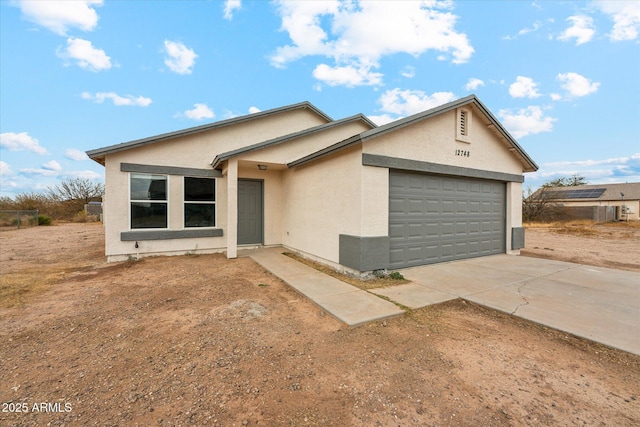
[{"left": 86, "top": 101, "right": 333, "bottom": 166}]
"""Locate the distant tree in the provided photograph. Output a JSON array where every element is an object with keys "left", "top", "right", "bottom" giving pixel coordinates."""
[
  {"left": 47, "top": 177, "right": 104, "bottom": 205},
  {"left": 47, "top": 177, "right": 104, "bottom": 216},
  {"left": 542, "top": 173, "right": 588, "bottom": 188},
  {"left": 523, "top": 174, "right": 588, "bottom": 222},
  {"left": 13, "top": 192, "right": 51, "bottom": 211},
  {"left": 0, "top": 196, "right": 14, "bottom": 210},
  {"left": 522, "top": 186, "right": 556, "bottom": 222}
]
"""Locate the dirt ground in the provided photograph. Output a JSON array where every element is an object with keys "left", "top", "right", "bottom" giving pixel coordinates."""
[
  {"left": 522, "top": 222, "right": 640, "bottom": 272},
  {"left": 1, "top": 223, "right": 639, "bottom": 426}
]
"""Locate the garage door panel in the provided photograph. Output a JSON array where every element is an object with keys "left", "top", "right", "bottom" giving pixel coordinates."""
[{"left": 389, "top": 171, "right": 505, "bottom": 269}]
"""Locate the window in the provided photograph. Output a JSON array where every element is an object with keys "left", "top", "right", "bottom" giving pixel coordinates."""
[
  {"left": 130, "top": 174, "right": 167, "bottom": 229},
  {"left": 184, "top": 177, "right": 216, "bottom": 227}
]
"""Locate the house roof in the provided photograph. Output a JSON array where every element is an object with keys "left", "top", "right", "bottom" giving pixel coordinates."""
[
  {"left": 86, "top": 101, "right": 333, "bottom": 165},
  {"left": 211, "top": 113, "right": 376, "bottom": 169},
  {"left": 544, "top": 182, "right": 640, "bottom": 202},
  {"left": 289, "top": 95, "right": 538, "bottom": 172}
]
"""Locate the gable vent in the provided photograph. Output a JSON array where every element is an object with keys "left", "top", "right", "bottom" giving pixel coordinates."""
[
  {"left": 460, "top": 110, "right": 468, "bottom": 136},
  {"left": 456, "top": 108, "right": 471, "bottom": 143}
]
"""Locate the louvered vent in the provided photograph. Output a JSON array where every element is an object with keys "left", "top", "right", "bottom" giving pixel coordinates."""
[{"left": 460, "top": 110, "right": 468, "bottom": 136}]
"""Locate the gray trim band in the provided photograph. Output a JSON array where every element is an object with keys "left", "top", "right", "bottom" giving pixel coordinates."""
[
  {"left": 511, "top": 227, "right": 525, "bottom": 250},
  {"left": 121, "top": 163, "right": 222, "bottom": 177},
  {"left": 362, "top": 153, "right": 524, "bottom": 183},
  {"left": 339, "top": 234, "right": 390, "bottom": 272},
  {"left": 121, "top": 228, "right": 223, "bottom": 241}
]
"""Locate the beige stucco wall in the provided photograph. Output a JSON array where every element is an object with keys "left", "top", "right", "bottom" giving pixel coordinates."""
[
  {"left": 506, "top": 181, "right": 523, "bottom": 254},
  {"left": 102, "top": 108, "right": 326, "bottom": 261},
  {"left": 239, "top": 120, "right": 370, "bottom": 165},
  {"left": 363, "top": 108, "right": 524, "bottom": 176},
  {"left": 280, "top": 146, "right": 364, "bottom": 264}
]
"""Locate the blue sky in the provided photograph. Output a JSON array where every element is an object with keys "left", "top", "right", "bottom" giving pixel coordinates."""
[{"left": 1, "top": 0, "right": 639, "bottom": 197}]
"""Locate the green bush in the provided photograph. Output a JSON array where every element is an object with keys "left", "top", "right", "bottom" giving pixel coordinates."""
[
  {"left": 38, "top": 215, "right": 52, "bottom": 226},
  {"left": 389, "top": 271, "right": 405, "bottom": 280}
]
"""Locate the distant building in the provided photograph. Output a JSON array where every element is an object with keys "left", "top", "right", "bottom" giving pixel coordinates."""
[
  {"left": 84, "top": 200, "right": 103, "bottom": 216},
  {"left": 539, "top": 182, "right": 639, "bottom": 221}
]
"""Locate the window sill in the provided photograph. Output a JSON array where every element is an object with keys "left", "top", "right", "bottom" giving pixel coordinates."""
[{"left": 121, "top": 228, "right": 223, "bottom": 241}]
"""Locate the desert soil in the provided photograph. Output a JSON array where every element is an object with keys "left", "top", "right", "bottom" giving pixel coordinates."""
[
  {"left": 522, "top": 222, "right": 640, "bottom": 272},
  {"left": 1, "top": 223, "right": 639, "bottom": 426}
]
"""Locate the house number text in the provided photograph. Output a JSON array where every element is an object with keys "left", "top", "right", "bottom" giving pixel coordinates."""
[{"left": 455, "top": 149, "right": 470, "bottom": 157}]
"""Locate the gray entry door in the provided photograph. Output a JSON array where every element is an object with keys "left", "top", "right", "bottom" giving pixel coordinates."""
[
  {"left": 238, "top": 179, "right": 263, "bottom": 245},
  {"left": 389, "top": 171, "right": 505, "bottom": 269}
]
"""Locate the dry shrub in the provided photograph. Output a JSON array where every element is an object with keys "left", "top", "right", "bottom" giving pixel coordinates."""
[
  {"left": 73, "top": 210, "right": 89, "bottom": 223},
  {"left": 525, "top": 219, "right": 639, "bottom": 237},
  {"left": 602, "top": 220, "right": 640, "bottom": 229}
]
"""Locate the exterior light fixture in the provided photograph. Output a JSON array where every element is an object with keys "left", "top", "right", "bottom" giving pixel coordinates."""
[{"left": 257, "top": 164, "right": 268, "bottom": 170}]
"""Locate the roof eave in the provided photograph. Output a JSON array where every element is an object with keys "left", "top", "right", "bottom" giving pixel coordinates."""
[
  {"left": 359, "top": 94, "right": 538, "bottom": 173},
  {"left": 287, "top": 134, "right": 363, "bottom": 168},
  {"left": 86, "top": 101, "right": 333, "bottom": 161},
  {"left": 212, "top": 113, "right": 376, "bottom": 169}
]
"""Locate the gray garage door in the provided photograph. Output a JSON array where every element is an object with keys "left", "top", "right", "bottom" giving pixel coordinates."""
[{"left": 389, "top": 170, "right": 505, "bottom": 269}]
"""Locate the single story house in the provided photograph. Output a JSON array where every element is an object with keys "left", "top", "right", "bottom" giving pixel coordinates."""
[
  {"left": 543, "top": 182, "right": 640, "bottom": 221},
  {"left": 87, "top": 95, "right": 538, "bottom": 273}
]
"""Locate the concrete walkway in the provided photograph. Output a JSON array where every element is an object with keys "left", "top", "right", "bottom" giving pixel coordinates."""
[
  {"left": 245, "top": 248, "right": 403, "bottom": 326},
  {"left": 245, "top": 248, "right": 639, "bottom": 355}
]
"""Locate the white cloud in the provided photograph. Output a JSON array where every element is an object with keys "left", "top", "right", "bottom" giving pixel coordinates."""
[
  {"left": 519, "top": 21, "right": 542, "bottom": 36},
  {"left": 82, "top": 91, "right": 152, "bottom": 107},
  {"left": 366, "top": 114, "right": 396, "bottom": 126},
  {"left": 65, "top": 148, "right": 89, "bottom": 161},
  {"left": 57, "top": 37, "right": 111, "bottom": 72},
  {"left": 64, "top": 170, "right": 102, "bottom": 180},
  {"left": 528, "top": 153, "right": 640, "bottom": 186},
  {"left": 509, "top": 76, "right": 542, "bottom": 98},
  {"left": 312, "top": 63, "right": 383, "bottom": 87},
  {"left": 223, "top": 0, "right": 241, "bottom": 20},
  {"left": 163, "top": 40, "right": 197, "bottom": 75},
  {"left": 498, "top": 106, "right": 557, "bottom": 138},
  {"left": 0, "top": 161, "right": 13, "bottom": 176},
  {"left": 180, "top": 103, "right": 215, "bottom": 121},
  {"left": 593, "top": 0, "right": 640, "bottom": 41},
  {"left": 19, "top": 167, "right": 102, "bottom": 180},
  {"left": 550, "top": 93, "right": 562, "bottom": 101},
  {"left": 19, "top": 167, "right": 59, "bottom": 177},
  {"left": 401, "top": 66, "right": 416, "bottom": 79},
  {"left": 0, "top": 132, "right": 47, "bottom": 154},
  {"left": 465, "top": 77, "right": 485, "bottom": 91},
  {"left": 42, "top": 160, "right": 62, "bottom": 171},
  {"left": 503, "top": 20, "right": 542, "bottom": 40},
  {"left": 556, "top": 72, "right": 600, "bottom": 97},
  {"left": 248, "top": 106, "right": 261, "bottom": 114},
  {"left": 270, "top": 0, "right": 473, "bottom": 87},
  {"left": 558, "top": 15, "right": 596, "bottom": 45},
  {"left": 378, "top": 89, "right": 456, "bottom": 117},
  {"left": 16, "top": 0, "right": 102, "bottom": 35}
]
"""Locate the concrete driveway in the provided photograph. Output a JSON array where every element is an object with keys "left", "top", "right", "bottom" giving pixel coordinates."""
[{"left": 372, "top": 255, "right": 640, "bottom": 355}]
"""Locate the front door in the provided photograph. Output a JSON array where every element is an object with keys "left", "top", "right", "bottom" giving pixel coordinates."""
[{"left": 237, "top": 179, "right": 263, "bottom": 245}]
